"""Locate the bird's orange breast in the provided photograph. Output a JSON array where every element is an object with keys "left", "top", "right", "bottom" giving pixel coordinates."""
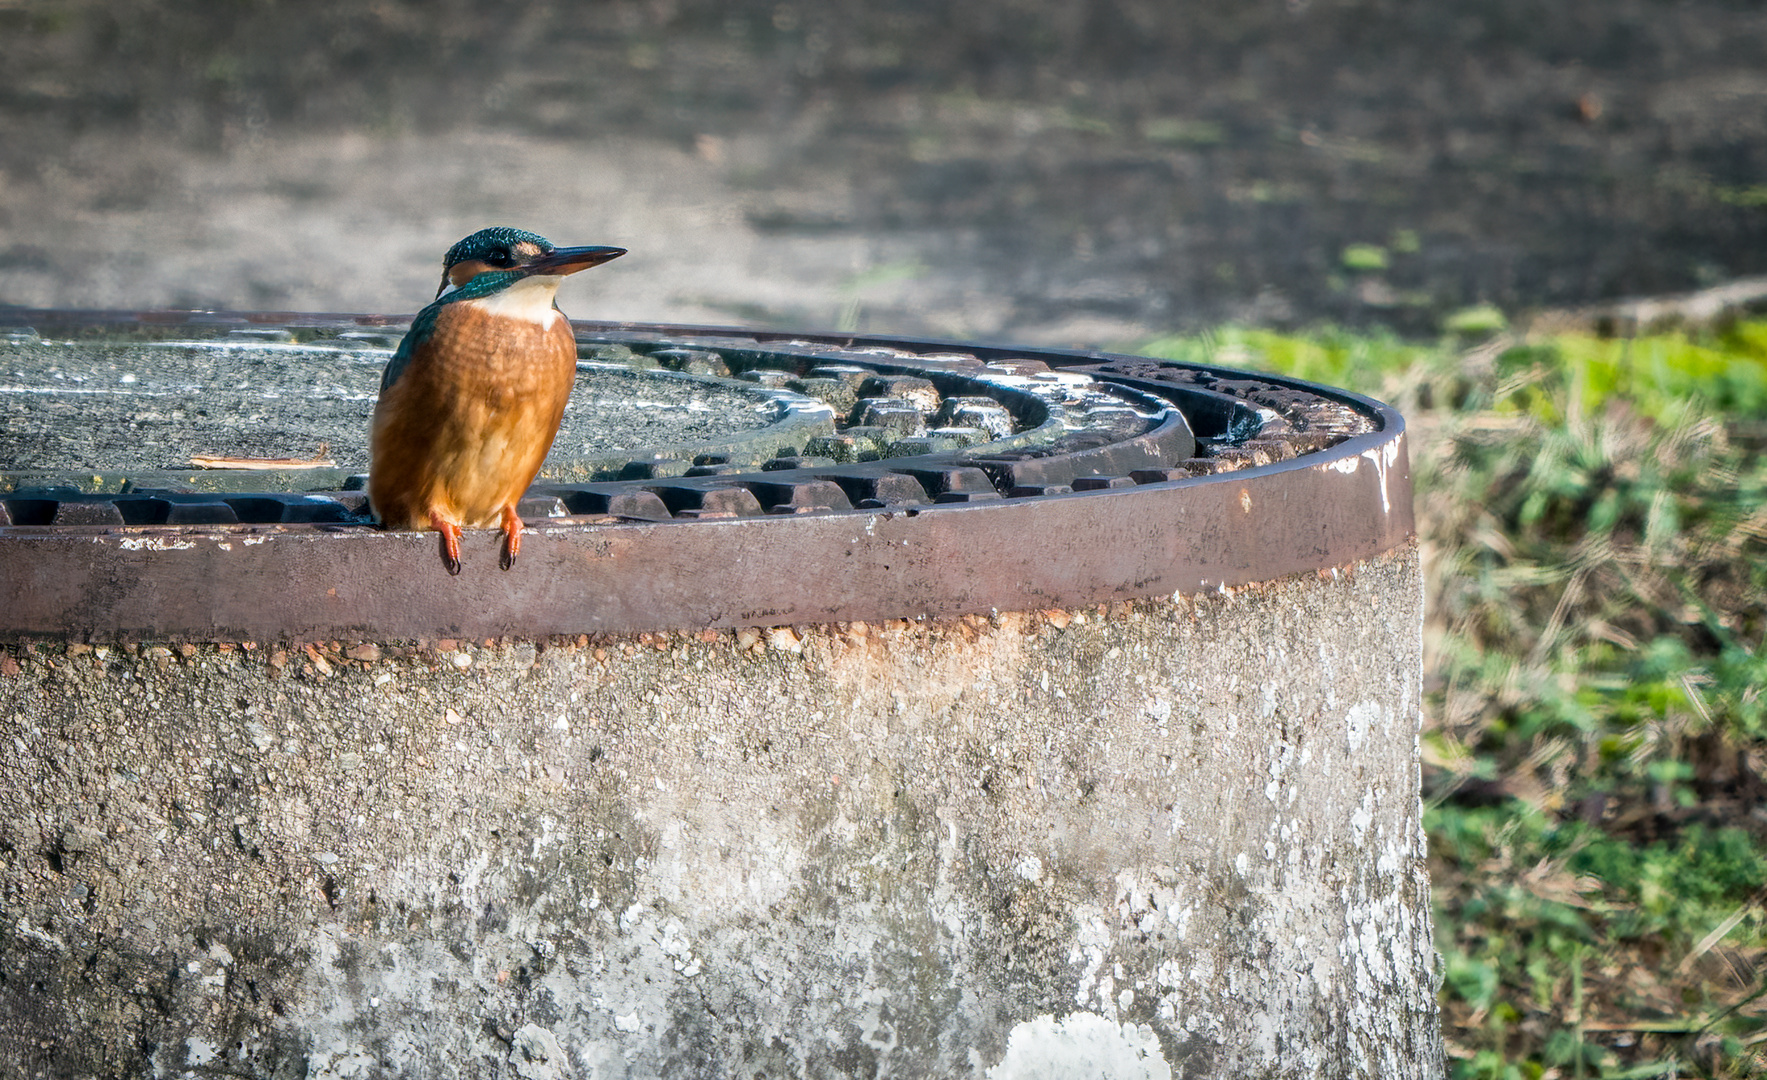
[{"left": 368, "top": 301, "right": 577, "bottom": 531}]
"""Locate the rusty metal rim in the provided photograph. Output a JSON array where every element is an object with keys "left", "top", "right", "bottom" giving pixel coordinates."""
[{"left": 0, "top": 309, "right": 1412, "bottom": 642}]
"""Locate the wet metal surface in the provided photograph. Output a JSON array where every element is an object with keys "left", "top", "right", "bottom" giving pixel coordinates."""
[{"left": 0, "top": 309, "right": 1411, "bottom": 642}]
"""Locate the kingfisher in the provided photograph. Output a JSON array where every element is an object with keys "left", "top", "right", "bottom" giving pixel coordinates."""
[{"left": 369, "top": 227, "right": 625, "bottom": 574}]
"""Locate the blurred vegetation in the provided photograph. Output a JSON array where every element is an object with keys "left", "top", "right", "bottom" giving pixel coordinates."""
[{"left": 1142, "top": 320, "right": 1767, "bottom": 1076}]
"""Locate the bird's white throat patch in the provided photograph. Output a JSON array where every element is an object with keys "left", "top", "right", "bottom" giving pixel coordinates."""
[{"left": 464, "top": 275, "right": 564, "bottom": 328}]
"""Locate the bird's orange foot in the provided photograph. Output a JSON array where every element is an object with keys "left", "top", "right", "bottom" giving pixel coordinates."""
[
  {"left": 499, "top": 505, "right": 523, "bottom": 571},
  {"left": 429, "top": 511, "right": 463, "bottom": 576}
]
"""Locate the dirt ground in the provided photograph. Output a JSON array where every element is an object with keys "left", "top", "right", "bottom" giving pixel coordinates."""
[{"left": 3, "top": 0, "right": 1766, "bottom": 345}]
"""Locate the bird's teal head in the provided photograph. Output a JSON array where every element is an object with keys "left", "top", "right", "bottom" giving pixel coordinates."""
[{"left": 435, "top": 226, "right": 625, "bottom": 300}]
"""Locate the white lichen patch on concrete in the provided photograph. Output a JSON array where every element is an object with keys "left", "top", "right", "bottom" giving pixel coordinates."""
[
  {"left": 1344, "top": 699, "right": 1382, "bottom": 752},
  {"left": 986, "top": 1012, "right": 1173, "bottom": 1080},
  {"left": 510, "top": 1024, "right": 570, "bottom": 1080}
]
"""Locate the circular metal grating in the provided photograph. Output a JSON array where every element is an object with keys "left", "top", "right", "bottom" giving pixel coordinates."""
[{"left": 0, "top": 310, "right": 1409, "bottom": 641}]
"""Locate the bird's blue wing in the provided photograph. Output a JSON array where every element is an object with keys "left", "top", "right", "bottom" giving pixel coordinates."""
[
  {"left": 378, "top": 304, "right": 443, "bottom": 395},
  {"left": 378, "top": 270, "right": 524, "bottom": 395}
]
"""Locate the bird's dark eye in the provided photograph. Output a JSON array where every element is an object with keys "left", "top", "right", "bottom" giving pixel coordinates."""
[{"left": 487, "top": 249, "right": 515, "bottom": 268}]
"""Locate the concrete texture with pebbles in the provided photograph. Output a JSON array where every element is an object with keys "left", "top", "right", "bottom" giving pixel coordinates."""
[{"left": 0, "top": 546, "right": 1439, "bottom": 1079}]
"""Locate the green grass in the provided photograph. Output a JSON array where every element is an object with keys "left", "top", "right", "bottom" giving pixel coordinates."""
[{"left": 1141, "top": 320, "right": 1767, "bottom": 1078}]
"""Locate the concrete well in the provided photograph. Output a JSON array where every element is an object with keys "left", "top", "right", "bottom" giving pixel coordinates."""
[{"left": 0, "top": 312, "right": 1441, "bottom": 1079}]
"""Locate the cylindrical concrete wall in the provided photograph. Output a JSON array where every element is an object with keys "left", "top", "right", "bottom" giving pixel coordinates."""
[
  {"left": 0, "top": 548, "right": 1436, "bottom": 1079},
  {"left": 0, "top": 314, "right": 1440, "bottom": 1079}
]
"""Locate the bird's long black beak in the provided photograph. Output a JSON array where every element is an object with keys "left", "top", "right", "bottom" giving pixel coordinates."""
[{"left": 525, "top": 245, "right": 627, "bottom": 276}]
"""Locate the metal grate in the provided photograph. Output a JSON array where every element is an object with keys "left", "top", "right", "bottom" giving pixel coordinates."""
[{"left": 0, "top": 310, "right": 1408, "bottom": 642}]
